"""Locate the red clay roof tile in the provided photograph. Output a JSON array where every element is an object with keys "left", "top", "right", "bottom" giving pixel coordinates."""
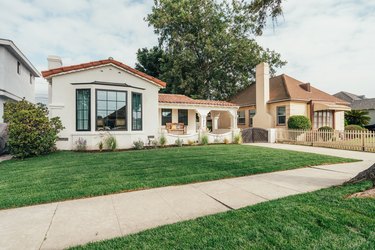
[
  {"left": 41, "top": 59, "right": 167, "bottom": 88},
  {"left": 159, "top": 94, "right": 237, "bottom": 107}
]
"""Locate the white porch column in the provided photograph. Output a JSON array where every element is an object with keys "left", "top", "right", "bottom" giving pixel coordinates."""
[
  {"left": 196, "top": 108, "right": 210, "bottom": 131},
  {"left": 212, "top": 114, "right": 220, "bottom": 130},
  {"left": 228, "top": 110, "right": 238, "bottom": 130}
]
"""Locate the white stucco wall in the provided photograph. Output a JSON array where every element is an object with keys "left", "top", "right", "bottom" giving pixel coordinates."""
[
  {"left": 0, "top": 47, "right": 35, "bottom": 102},
  {"left": 0, "top": 47, "right": 36, "bottom": 122},
  {"left": 334, "top": 111, "right": 345, "bottom": 131},
  {"left": 49, "top": 64, "right": 161, "bottom": 150}
]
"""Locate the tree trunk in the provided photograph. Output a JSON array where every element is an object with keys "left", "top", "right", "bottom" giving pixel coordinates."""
[{"left": 344, "top": 163, "right": 375, "bottom": 187}]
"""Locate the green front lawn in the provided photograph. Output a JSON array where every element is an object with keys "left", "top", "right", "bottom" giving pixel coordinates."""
[
  {"left": 0, "top": 145, "right": 357, "bottom": 209},
  {"left": 72, "top": 182, "right": 375, "bottom": 250}
]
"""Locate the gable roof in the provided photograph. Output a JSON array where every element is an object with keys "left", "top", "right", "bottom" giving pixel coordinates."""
[
  {"left": 41, "top": 58, "right": 167, "bottom": 88},
  {"left": 0, "top": 38, "right": 40, "bottom": 77},
  {"left": 231, "top": 74, "right": 349, "bottom": 107},
  {"left": 159, "top": 94, "right": 237, "bottom": 107},
  {"left": 351, "top": 98, "right": 375, "bottom": 110},
  {"left": 333, "top": 91, "right": 365, "bottom": 103}
]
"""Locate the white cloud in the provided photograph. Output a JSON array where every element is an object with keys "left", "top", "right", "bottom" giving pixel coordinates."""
[
  {"left": 0, "top": 0, "right": 373, "bottom": 99},
  {"left": 0, "top": 0, "right": 157, "bottom": 97},
  {"left": 257, "top": 0, "right": 375, "bottom": 97}
]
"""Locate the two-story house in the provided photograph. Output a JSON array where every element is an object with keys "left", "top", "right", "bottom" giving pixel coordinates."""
[{"left": 0, "top": 39, "right": 40, "bottom": 122}]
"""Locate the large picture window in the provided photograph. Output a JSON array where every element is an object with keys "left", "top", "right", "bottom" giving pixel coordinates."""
[
  {"left": 277, "top": 106, "right": 286, "bottom": 126},
  {"left": 237, "top": 111, "right": 245, "bottom": 125},
  {"left": 132, "top": 92, "right": 142, "bottom": 131},
  {"left": 314, "top": 110, "right": 333, "bottom": 129},
  {"left": 178, "top": 109, "right": 188, "bottom": 125},
  {"left": 96, "top": 90, "right": 127, "bottom": 131},
  {"left": 76, "top": 89, "right": 91, "bottom": 131},
  {"left": 161, "top": 109, "right": 172, "bottom": 125}
]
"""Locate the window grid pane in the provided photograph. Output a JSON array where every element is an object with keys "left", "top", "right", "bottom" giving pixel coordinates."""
[
  {"left": 178, "top": 109, "right": 188, "bottom": 125},
  {"left": 76, "top": 89, "right": 90, "bottom": 131},
  {"left": 96, "top": 90, "right": 127, "bottom": 131},
  {"left": 132, "top": 93, "right": 142, "bottom": 130},
  {"left": 161, "top": 109, "right": 172, "bottom": 125}
]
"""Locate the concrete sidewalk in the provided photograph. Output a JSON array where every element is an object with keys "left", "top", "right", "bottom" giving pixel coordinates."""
[{"left": 0, "top": 145, "right": 373, "bottom": 250}]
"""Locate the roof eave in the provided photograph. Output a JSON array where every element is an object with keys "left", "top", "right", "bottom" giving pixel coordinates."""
[
  {"left": 42, "top": 62, "right": 166, "bottom": 88},
  {"left": 0, "top": 39, "right": 41, "bottom": 77}
]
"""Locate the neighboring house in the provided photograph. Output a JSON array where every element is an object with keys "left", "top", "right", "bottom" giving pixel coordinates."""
[
  {"left": 42, "top": 57, "right": 238, "bottom": 150},
  {"left": 0, "top": 39, "right": 40, "bottom": 122},
  {"left": 334, "top": 91, "right": 375, "bottom": 127},
  {"left": 231, "top": 63, "right": 350, "bottom": 131}
]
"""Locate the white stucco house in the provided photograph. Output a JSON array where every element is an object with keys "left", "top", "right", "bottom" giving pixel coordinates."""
[
  {"left": 42, "top": 57, "right": 239, "bottom": 150},
  {"left": 0, "top": 39, "right": 40, "bottom": 122}
]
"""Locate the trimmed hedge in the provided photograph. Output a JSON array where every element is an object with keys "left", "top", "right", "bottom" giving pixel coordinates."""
[
  {"left": 287, "top": 115, "right": 311, "bottom": 130},
  {"left": 345, "top": 125, "right": 366, "bottom": 131},
  {"left": 318, "top": 126, "right": 333, "bottom": 132}
]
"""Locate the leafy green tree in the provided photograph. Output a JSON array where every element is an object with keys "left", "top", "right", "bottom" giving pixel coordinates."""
[
  {"left": 345, "top": 110, "right": 371, "bottom": 127},
  {"left": 135, "top": 46, "right": 167, "bottom": 79},
  {"left": 137, "top": 0, "right": 286, "bottom": 100},
  {"left": 4, "top": 99, "right": 64, "bottom": 158}
]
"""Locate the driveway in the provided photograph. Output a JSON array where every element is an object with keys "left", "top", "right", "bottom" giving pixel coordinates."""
[{"left": 0, "top": 144, "right": 373, "bottom": 249}]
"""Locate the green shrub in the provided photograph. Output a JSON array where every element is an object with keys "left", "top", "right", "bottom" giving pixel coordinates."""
[
  {"left": 287, "top": 115, "right": 311, "bottom": 130},
  {"left": 98, "top": 141, "right": 104, "bottom": 151},
  {"left": 104, "top": 135, "right": 117, "bottom": 151},
  {"left": 3, "top": 99, "right": 64, "bottom": 158},
  {"left": 159, "top": 134, "right": 167, "bottom": 147},
  {"left": 233, "top": 134, "right": 243, "bottom": 144},
  {"left": 345, "top": 125, "right": 366, "bottom": 131},
  {"left": 318, "top": 126, "right": 333, "bottom": 132},
  {"left": 187, "top": 139, "right": 195, "bottom": 146},
  {"left": 151, "top": 139, "right": 159, "bottom": 148},
  {"left": 75, "top": 138, "right": 87, "bottom": 151},
  {"left": 133, "top": 139, "right": 145, "bottom": 150},
  {"left": 200, "top": 134, "right": 209, "bottom": 145},
  {"left": 223, "top": 138, "right": 230, "bottom": 144},
  {"left": 175, "top": 138, "right": 184, "bottom": 147}
]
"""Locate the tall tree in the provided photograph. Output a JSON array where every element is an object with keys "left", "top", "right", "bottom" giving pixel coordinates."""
[{"left": 137, "top": 0, "right": 286, "bottom": 100}]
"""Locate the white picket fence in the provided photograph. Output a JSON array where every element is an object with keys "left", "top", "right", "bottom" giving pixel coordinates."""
[{"left": 276, "top": 129, "right": 375, "bottom": 152}]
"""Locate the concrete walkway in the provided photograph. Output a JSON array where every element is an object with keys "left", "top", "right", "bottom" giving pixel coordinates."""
[{"left": 0, "top": 145, "right": 374, "bottom": 250}]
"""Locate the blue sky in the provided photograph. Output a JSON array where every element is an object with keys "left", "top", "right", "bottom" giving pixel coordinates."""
[{"left": 1, "top": 0, "right": 374, "bottom": 98}]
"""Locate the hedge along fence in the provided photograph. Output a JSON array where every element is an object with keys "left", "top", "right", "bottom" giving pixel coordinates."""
[{"left": 276, "top": 129, "right": 375, "bottom": 152}]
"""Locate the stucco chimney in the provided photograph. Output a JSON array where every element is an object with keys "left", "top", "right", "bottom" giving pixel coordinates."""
[
  {"left": 47, "top": 55, "right": 62, "bottom": 69},
  {"left": 253, "top": 62, "right": 273, "bottom": 128}
]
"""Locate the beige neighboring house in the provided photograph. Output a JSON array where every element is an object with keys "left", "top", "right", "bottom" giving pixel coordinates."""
[
  {"left": 42, "top": 57, "right": 239, "bottom": 150},
  {"left": 231, "top": 63, "right": 350, "bottom": 131}
]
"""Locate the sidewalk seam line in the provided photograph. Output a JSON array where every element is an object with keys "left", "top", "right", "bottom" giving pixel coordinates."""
[
  {"left": 308, "top": 166, "right": 355, "bottom": 175},
  {"left": 222, "top": 180, "right": 270, "bottom": 201},
  {"left": 156, "top": 191, "right": 184, "bottom": 220},
  {"left": 111, "top": 196, "right": 124, "bottom": 236},
  {"left": 191, "top": 186, "right": 234, "bottom": 210},
  {"left": 39, "top": 203, "right": 58, "bottom": 250}
]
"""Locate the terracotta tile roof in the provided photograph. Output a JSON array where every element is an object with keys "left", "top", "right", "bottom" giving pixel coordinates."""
[
  {"left": 159, "top": 94, "right": 237, "bottom": 107},
  {"left": 231, "top": 74, "right": 349, "bottom": 107},
  {"left": 41, "top": 59, "right": 167, "bottom": 88}
]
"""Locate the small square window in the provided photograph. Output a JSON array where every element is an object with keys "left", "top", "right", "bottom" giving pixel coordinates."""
[
  {"left": 17, "top": 61, "right": 21, "bottom": 74},
  {"left": 237, "top": 111, "right": 245, "bottom": 125},
  {"left": 30, "top": 73, "right": 33, "bottom": 84}
]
